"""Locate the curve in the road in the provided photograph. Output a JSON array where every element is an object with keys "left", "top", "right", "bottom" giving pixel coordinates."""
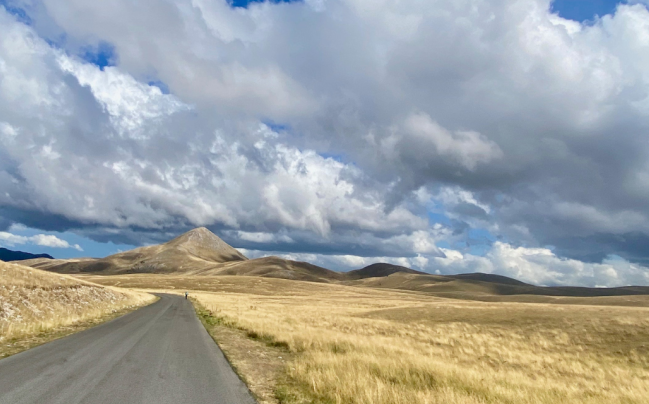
[{"left": 0, "top": 294, "right": 257, "bottom": 404}]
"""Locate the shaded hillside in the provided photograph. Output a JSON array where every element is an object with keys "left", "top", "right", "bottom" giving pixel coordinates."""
[
  {"left": 445, "top": 272, "right": 530, "bottom": 286},
  {"left": 0, "top": 247, "right": 53, "bottom": 262},
  {"left": 345, "top": 263, "right": 427, "bottom": 280},
  {"left": 344, "top": 264, "right": 531, "bottom": 286},
  {"left": 214, "top": 256, "right": 344, "bottom": 282},
  {"left": 349, "top": 272, "right": 649, "bottom": 301}
]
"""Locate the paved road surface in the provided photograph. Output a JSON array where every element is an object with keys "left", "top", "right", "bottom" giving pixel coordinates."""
[{"left": 0, "top": 294, "right": 256, "bottom": 404}]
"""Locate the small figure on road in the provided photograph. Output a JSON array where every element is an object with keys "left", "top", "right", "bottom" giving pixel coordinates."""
[{"left": 185, "top": 291, "right": 188, "bottom": 300}]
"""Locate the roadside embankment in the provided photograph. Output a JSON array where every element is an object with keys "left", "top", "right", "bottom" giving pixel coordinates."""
[{"left": 0, "top": 260, "right": 155, "bottom": 358}]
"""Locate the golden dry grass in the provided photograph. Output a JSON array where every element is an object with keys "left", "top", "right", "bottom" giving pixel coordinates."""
[
  {"left": 84, "top": 274, "right": 649, "bottom": 404},
  {"left": 0, "top": 261, "right": 155, "bottom": 343}
]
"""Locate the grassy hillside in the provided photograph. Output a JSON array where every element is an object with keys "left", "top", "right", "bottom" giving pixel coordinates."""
[{"left": 0, "top": 260, "right": 154, "bottom": 350}]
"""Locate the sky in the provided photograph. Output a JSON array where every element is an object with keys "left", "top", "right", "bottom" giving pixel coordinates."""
[
  {"left": 1, "top": 0, "right": 649, "bottom": 287},
  {"left": 552, "top": 0, "right": 621, "bottom": 21}
]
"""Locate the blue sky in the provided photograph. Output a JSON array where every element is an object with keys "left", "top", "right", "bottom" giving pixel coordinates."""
[
  {"left": 81, "top": 42, "right": 117, "bottom": 71},
  {"left": 230, "top": 0, "right": 296, "bottom": 7},
  {"left": 0, "top": 226, "right": 136, "bottom": 259},
  {"left": 552, "top": 0, "right": 623, "bottom": 21},
  {"left": 228, "top": 0, "right": 625, "bottom": 22}
]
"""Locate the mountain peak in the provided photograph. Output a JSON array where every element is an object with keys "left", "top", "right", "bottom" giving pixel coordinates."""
[
  {"left": 170, "top": 227, "right": 224, "bottom": 246},
  {"left": 166, "top": 227, "right": 247, "bottom": 262},
  {"left": 188, "top": 226, "right": 211, "bottom": 234}
]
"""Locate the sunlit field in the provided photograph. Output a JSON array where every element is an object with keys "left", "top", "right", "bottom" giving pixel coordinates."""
[{"left": 86, "top": 274, "right": 649, "bottom": 404}]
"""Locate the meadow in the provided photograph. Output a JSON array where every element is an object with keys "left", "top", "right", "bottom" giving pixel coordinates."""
[{"left": 86, "top": 274, "right": 649, "bottom": 404}]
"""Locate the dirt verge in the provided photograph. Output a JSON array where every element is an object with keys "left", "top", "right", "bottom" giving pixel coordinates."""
[{"left": 193, "top": 300, "right": 293, "bottom": 404}]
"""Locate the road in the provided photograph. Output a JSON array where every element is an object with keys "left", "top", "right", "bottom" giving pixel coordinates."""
[{"left": 0, "top": 294, "right": 257, "bottom": 404}]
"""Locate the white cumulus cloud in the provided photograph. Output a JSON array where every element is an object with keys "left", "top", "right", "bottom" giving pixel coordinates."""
[{"left": 0, "top": 232, "right": 83, "bottom": 251}]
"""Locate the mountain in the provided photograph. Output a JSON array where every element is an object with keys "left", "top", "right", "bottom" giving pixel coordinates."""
[
  {"left": 21, "top": 227, "right": 247, "bottom": 275},
  {"left": 19, "top": 228, "right": 342, "bottom": 282},
  {"left": 0, "top": 247, "right": 53, "bottom": 262},
  {"left": 164, "top": 227, "right": 248, "bottom": 263}
]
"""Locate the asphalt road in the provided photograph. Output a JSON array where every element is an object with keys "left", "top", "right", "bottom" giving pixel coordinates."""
[{"left": 0, "top": 294, "right": 256, "bottom": 404}]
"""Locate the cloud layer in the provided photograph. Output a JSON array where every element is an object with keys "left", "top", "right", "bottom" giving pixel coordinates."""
[
  {"left": 0, "top": 232, "right": 83, "bottom": 251},
  {"left": 243, "top": 241, "right": 649, "bottom": 287},
  {"left": 1, "top": 0, "right": 649, "bottom": 285}
]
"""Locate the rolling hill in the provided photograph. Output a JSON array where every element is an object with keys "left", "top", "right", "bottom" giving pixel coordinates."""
[{"left": 347, "top": 269, "right": 649, "bottom": 303}]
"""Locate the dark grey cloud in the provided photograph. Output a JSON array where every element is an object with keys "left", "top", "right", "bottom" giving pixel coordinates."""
[
  {"left": 0, "top": 208, "right": 82, "bottom": 233},
  {"left": 451, "top": 203, "right": 489, "bottom": 221},
  {"left": 549, "top": 232, "right": 649, "bottom": 266}
]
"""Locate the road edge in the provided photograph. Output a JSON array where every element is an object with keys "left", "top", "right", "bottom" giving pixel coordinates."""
[
  {"left": 0, "top": 295, "right": 159, "bottom": 360},
  {"left": 191, "top": 298, "right": 277, "bottom": 404}
]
